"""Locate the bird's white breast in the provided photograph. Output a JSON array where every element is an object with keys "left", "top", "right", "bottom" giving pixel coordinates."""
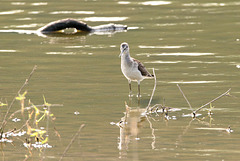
[{"left": 121, "top": 57, "right": 144, "bottom": 82}]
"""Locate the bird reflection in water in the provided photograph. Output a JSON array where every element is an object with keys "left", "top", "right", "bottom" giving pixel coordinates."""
[
  {"left": 113, "top": 99, "right": 181, "bottom": 159},
  {"left": 116, "top": 102, "right": 146, "bottom": 159}
]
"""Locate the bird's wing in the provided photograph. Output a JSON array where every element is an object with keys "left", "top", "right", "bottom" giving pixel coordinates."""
[{"left": 133, "top": 58, "right": 153, "bottom": 77}]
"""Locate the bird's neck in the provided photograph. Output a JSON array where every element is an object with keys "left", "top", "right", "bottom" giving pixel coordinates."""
[{"left": 121, "top": 51, "right": 132, "bottom": 67}]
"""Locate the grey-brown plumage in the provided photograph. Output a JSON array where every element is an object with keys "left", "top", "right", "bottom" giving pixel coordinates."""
[
  {"left": 134, "top": 58, "right": 154, "bottom": 78},
  {"left": 119, "top": 42, "right": 154, "bottom": 97}
]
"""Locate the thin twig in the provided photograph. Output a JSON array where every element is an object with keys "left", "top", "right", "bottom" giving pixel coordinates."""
[
  {"left": 0, "top": 65, "right": 37, "bottom": 130},
  {"left": 124, "top": 102, "right": 130, "bottom": 122},
  {"left": 175, "top": 119, "right": 194, "bottom": 147},
  {"left": 7, "top": 118, "right": 32, "bottom": 135},
  {"left": 19, "top": 66, "right": 38, "bottom": 94},
  {"left": 146, "top": 116, "right": 156, "bottom": 149},
  {"left": 149, "top": 104, "right": 162, "bottom": 113},
  {"left": 177, "top": 84, "right": 193, "bottom": 110},
  {"left": 59, "top": 124, "right": 85, "bottom": 161},
  {"left": 41, "top": 102, "right": 51, "bottom": 160},
  {"left": 146, "top": 68, "right": 156, "bottom": 111},
  {"left": 193, "top": 88, "right": 231, "bottom": 115}
]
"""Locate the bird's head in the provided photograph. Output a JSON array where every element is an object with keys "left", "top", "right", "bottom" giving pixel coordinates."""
[{"left": 119, "top": 42, "right": 129, "bottom": 57}]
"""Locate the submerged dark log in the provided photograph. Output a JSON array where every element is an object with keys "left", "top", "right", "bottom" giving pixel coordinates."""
[
  {"left": 38, "top": 18, "right": 92, "bottom": 33},
  {"left": 37, "top": 18, "right": 127, "bottom": 34}
]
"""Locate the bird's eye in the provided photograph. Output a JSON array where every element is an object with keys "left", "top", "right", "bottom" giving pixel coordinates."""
[
  {"left": 122, "top": 44, "right": 127, "bottom": 49},
  {"left": 120, "top": 43, "right": 128, "bottom": 51}
]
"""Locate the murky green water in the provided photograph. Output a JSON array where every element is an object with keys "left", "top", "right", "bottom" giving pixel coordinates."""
[{"left": 1, "top": 0, "right": 240, "bottom": 160}]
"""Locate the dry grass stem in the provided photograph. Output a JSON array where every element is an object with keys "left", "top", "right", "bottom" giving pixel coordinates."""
[
  {"left": 177, "top": 85, "right": 231, "bottom": 117},
  {"left": 146, "top": 68, "right": 156, "bottom": 112},
  {"left": 177, "top": 84, "right": 193, "bottom": 110},
  {"left": 1, "top": 65, "right": 37, "bottom": 130},
  {"left": 146, "top": 116, "right": 156, "bottom": 149},
  {"left": 59, "top": 124, "right": 85, "bottom": 161},
  {"left": 193, "top": 88, "right": 231, "bottom": 115}
]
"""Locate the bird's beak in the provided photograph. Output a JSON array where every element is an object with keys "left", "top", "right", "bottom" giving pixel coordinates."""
[
  {"left": 119, "top": 51, "right": 123, "bottom": 58},
  {"left": 119, "top": 47, "right": 126, "bottom": 57}
]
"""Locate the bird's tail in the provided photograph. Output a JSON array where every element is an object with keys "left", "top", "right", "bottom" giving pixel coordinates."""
[{"left": 144, "top": 74, "right": 154, "bottom": 79}]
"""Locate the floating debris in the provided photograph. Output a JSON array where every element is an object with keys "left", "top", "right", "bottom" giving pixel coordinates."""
[
  {"left": 110, "top": 122, "right": 116, "bottom": 125},
  {"left": 1, "top": 131, "right": 26, "bottom": 138},
  {"left": 0, "top": 138, "right": 13, "bottom": 143},
  {"left": 74, "top": 111, "right": 80, "bottom": 115},
  {"left": 195, "top": 126, "right": 233, "bottom": 133},
  {"left": 182, "top": 113, "right": 202, "bottom": 117},
  {"left": 111, "top": 121, "right": 127, "bottom": 128},
  {"left": 23, "top": 142, "right": 53, "bottom": 149},
  {"left": 226, "top": 126, "right": 234, "bottom": 133},
  {"left": 165, "top": 115, "right": 171, "bottom": 120},
  {"left": 196, "top": 127, "right": 227, "bottom": 130},
  {"left": 172, "top": 116, "right": 177, "bottom": 120},
  {"left": 140, "top": 111, "right": 147, "bottom": 116},
  {"left": 12, "top": 117, "right": 21, "bottom": 122},
  {"left": 155, "top": 107, "right": 181, "bottom": 113},
  {"left": 10, "top": 131, "right": 26, "bottom": 137}
]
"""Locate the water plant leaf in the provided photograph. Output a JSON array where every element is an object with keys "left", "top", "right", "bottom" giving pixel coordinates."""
[
  {"left": 27, "top": 123, "right": 32, "bottom": 135},
  {"left": 41, "top": 137, "right": 48, "bottom": 144},
  {"left": 0, "top": 102, "right": 7, "bottom": 107},
  {"left": 30, "top": 132, "right": 39, "bottom": 137},
  {"left": 209, "top": 103, "right": 214, "bottom": 109},
  {"left": 33, "top": 105, "right": 40, "bottom": 118},
  {"left": 36, "top": 113, "right": 46, "bottom": 124},
  {"left": 43, "top": 95, "right": 51, "bottom": 107},
  {"left": 16, "top": 91, "right": 27, "bottom": 101},
  {"left": 30, "top": 129, "right": 46, "bottom": 138}
]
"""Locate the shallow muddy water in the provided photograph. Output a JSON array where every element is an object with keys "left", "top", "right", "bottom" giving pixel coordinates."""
[{"left": 0, "top": 0, "right": 240, "bottom": 160}]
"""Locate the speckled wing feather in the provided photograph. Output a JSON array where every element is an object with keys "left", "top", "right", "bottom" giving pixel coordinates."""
[{"left": 133, "top": 58, "right": 154, "bottom": 77}]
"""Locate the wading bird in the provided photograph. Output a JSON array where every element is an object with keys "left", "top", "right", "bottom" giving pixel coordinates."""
[{"left": 119, "top": 42, "right": 154, "bottom": 97}]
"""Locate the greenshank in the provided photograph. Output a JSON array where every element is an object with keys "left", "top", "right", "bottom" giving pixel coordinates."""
[{"left": 119, "top": 42, "right": 154, "bottom": 97}]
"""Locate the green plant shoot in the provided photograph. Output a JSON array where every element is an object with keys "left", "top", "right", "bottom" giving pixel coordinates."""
[
  {"left": 0, "top": 102, "right": 7, "bottom": 107},
  {"left": 43, "top": 95, "right": 51, "bottom": 107},
  {"left": 16, "top": 91, "right": 27, "bottom": 101}
]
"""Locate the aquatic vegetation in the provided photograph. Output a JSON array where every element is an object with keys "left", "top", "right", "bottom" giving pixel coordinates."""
[
  {"left": 177, "top": 84, "right": 231, "bottom": 117},
  {"left": 0, "top": 66, "right": 62, "bottom": 160},
  {"left": 0, "top": 101, "right": 7, "bottom": 107},
  {"left": 112, "top": 69, "right": 234, "bottom": 153}
]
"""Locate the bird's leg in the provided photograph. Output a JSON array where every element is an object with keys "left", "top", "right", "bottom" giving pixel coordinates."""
[
  {"left": 137, "top": 97, "right": 140, "bottom": 106},
  {"left": 137, "top": 81, "right": 141, "bottom": 98},
  {"left": 128, "top": 80, "right": 133, "bottom": 97}
]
